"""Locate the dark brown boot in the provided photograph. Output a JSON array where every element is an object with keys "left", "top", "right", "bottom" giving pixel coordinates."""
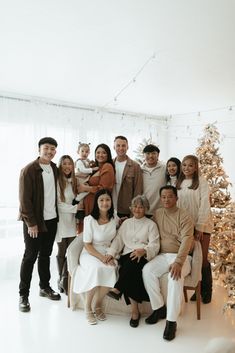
[{"left": 201, "top": 263, "right": 212, "bottom": 304}]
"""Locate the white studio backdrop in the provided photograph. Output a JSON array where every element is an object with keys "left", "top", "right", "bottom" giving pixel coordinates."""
[
  {"left": 0, "top": 94, "right": 234, "bottom": 281},
  {"left": 0, "top": 94, "right": 234, "bottom": 210},
  {"left": 0, "top": 95, "right": 168, "bottom": 208}
]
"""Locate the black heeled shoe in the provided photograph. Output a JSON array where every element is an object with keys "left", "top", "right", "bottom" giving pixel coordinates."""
[
  {"left": 107, "top": 290, "right": 121, "bottom": 301},
  {"left": 130, "top": 314, "right": 141, "bottom": 328}
]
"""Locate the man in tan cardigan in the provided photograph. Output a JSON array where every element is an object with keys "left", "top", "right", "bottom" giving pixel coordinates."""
[{"left": 143, "top": 185, "right": 194, "bottom": 341}]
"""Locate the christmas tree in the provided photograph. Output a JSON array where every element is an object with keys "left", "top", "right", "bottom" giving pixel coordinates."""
[{"left": 196, "top": 123, "right": 235, "bottom": 309}]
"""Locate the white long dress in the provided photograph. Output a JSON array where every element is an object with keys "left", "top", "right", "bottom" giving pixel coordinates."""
[
  {"left": 73, "top": 215, "right": 118, "bottom": 293},
  {"left": 55, "top": 180, "right": 77, "bottom": 242}
]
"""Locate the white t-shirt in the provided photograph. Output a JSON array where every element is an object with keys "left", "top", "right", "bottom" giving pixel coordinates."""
[
  {"left": 40, "top": 163, "right": 57, "bottom": 220},
  {"left": 112, "top": 160, "right": 127, "bottom": 210}
]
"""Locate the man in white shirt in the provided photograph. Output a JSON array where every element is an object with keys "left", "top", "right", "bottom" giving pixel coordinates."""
[
  {"left": 141, "top": 144, "right": 166, "bottom": 216},
  {"left": 112, "top": 136, "right": 143, "bottom": 217}
]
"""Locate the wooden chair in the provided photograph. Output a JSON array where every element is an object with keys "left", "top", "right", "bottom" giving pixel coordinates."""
[
  {"left": 183, "top": 241, "right": 203, "bottom": 320},
  {"left": 66, "top": 234, "right": 84, "bottom": 308}
]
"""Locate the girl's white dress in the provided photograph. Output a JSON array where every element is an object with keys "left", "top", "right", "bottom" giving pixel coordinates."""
[{"left": 73, "top": 215, "right": 118, "bottom": 293}]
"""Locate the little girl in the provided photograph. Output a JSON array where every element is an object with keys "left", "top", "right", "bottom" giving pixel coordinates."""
[
  {"left": 165, "top": 157, "right": 181, "bottom": 187},
  {"left": 73, "top": 143, "right": 99, "bottom": 217}
]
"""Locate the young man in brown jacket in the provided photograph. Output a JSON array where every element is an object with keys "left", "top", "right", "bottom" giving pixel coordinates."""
[{"left": 18, "top": 137, "right": 60, "bottom": 312}]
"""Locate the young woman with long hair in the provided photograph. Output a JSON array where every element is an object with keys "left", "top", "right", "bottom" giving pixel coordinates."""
[{"left": 176, "top": 155, "right": 213, "bottom": 304}]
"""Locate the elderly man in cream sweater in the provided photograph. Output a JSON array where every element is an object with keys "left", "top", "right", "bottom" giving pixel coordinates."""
[{"left": 143, "top": 185, "right": 194, "bottom": 341}]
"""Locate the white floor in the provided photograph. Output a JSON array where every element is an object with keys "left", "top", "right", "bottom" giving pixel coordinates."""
[
  {"left": 0, "top": 213, "right": 234, "bottom": 353},
  {"left": 1, "top": 274, "right": 235, "bottom": 353}
]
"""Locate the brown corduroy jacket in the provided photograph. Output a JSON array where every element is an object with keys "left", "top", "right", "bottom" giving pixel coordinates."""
[
  {"left": 18, "top": 157, "right": 58, "bottom": 232},
  {"left": 115, "top": 156, "right": 143, "bottom": 215}
]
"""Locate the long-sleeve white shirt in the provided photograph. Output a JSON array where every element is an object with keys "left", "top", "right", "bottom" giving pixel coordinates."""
[
  {"left": 75, "top": 159, "right": 92, "bottom": 175},
  {"left": 107, "top": 216, "right": 160, "bottom": 261},
  {"left": 55, "top": 180, "right": 77, "bottom": 242},
  {"left": 177, "top": 176, "right": 213, "bottom": 233}
]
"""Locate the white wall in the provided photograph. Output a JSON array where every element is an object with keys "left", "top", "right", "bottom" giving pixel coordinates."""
[
  {"left": 1, "top": 95, "right": 234, "bottom": 208},
  {"left": 0, "top": 96, "right": 167, "bottom": 207}
]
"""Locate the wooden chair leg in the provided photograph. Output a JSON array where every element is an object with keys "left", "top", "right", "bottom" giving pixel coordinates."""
[
  {"left": 196, "top": 282, "right": 201, "bottom": 320},
  {"left": 67, "top": 273, "right": 71, "bottom": 308},
  {"left": 183, "top": 287, "right": 188, "bottom": 302}
]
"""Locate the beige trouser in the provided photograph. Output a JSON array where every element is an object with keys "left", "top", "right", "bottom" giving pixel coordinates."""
[{"left": 143, "top": 253, "right": 191, "bottom": 322}]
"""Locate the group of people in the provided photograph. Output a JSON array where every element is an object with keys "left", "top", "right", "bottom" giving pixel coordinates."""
[{"left": 18, "top": 135, "right": 213, "bottom": 342}]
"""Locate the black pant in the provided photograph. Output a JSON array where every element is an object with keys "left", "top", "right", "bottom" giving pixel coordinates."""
[
  {"left": 19, "top": 218, "right": 57, "bottom": 296},
  {"left": 115, "top": 253, "right": 149, "bottom": 305}
]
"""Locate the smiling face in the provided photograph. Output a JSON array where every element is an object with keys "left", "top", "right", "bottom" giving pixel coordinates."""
[
  {"left": 61, "top": 158, "right": 73, "bottom": 177},
  {"left": 144, "top": 151, "right": 159, "bottom": 168},
  {"left": 131, "top": 202, "right": 145, "bottom": 219},
  {"left": 167, "top": 161, "right": 178, "bottom": 176},
  {"left": 114, "top": 138, "right": 128, "bottom": 161},
  {"left": 160, "top": 188, "right": 178, "bottom": 209},
  {"left": 95, "top": 147, "right": 108, "bottom": 165},
  {"left": 39, "top": 143, "right": 56, "bottom": 164},
  {"left": 181, "top": 158, "right": 197, "bottom": 179},
  {"left": 97, "top": 193, "right": 112, "bottom": 213}
]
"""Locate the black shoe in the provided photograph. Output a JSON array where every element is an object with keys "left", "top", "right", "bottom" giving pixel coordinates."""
[
  {"left": 107, "top": 290, "right": 121, "bottom": 301},
  {"left": 130, "top": 314, "right": 141, "bottom": 328},
  {"left": 190, "top": 292, "right": 197, "bottom": 301},
  {"left": 19, "top": 295, "right": 30, "bottom": 312},
  {"left": 163, "top": 320, "right": 177, "bottom": 341},
  {"left": 39, "top": 287, "right": 61, "bottom": 301},
  {"left": 145, "top": 305, "right": 166, "bottom": 324}
]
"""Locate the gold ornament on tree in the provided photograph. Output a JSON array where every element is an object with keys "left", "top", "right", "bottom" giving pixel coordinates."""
[{"left": 196, "top": 123, "right": 235, "bottom": 309}]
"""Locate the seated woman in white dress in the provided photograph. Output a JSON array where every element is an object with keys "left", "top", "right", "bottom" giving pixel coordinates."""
[
  {"left": 73, "top": 189, "right": 118, "bottom": 325},
  {"left": 106, "top": 195, "right": 160, "bottom": 328}
]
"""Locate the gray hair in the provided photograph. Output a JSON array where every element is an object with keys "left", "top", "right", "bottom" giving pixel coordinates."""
[{"left": 131, "top": 195, "right": 150, "bottom": 211}]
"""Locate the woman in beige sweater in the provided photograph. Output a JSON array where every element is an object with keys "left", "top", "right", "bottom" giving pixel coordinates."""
[{"left": 176, "top": 154, "right": 213, "bottom": 304}]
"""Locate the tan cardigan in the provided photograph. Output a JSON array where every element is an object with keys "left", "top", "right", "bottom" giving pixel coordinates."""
[{"left": 153, "top": 206, "right": 194, "bottom": 266}]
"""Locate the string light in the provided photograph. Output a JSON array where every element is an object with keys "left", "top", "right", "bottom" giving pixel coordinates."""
[
  {"left": 169, "top": 104, "right": 235, "bottom": 119},
  {"left": 102, "top": 52, "right": 156, "bottom": 109}
]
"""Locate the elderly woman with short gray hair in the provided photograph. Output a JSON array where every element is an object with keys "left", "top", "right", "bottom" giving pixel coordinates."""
[{"left": 106, "top": 195, "right": 160, "bottom": 327}]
